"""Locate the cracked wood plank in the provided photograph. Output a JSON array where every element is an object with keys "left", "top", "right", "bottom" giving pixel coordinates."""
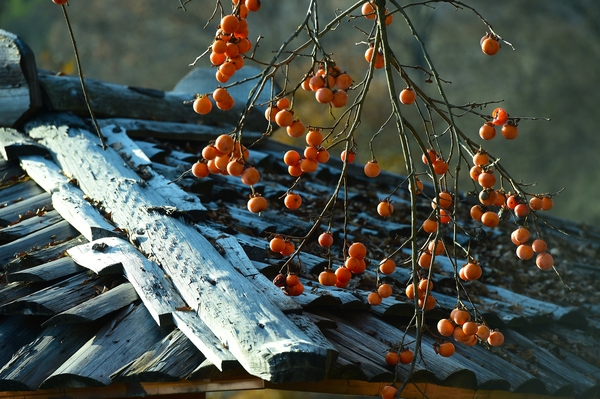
[
  {"left": 26, "top": 116, "right": 331, "bottom": 383},
  {"left": 67, "top": 237, "right": 183, "bottom": 326},
  {"left": 19, "top": 154, "right": 122, "bottom": 241}
]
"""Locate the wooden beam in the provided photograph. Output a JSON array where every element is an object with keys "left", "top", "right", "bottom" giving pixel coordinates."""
[
  {"left": 38, "top": 71, "right": 267, "bottom": 132},
  {"left": 26, "top": 117, "right": 331, "bottom": 382},
  {"left": 0, "top": 30, "right": 42, "bottom": 128}
]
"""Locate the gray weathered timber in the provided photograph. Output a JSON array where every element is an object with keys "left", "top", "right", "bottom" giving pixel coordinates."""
[
  {"left": 40, "top": 304, "right": 167, "bottom": 389},
  {"left": 111, "top": 329, "right": 204, "bottom": 383},
  {"left": 503, "top": 329, "right": 597, "bottom": 397},
  {"left": 201, "top": 228, "right": 302, "bottom": 314},
  {"left": 19, "top": 154, "right": 122, "bottom": 241},
  {"left": 38, "top": 71, "right": 266, "bottom": 132},
  {"left": 67, "top": 237, "right": 185, "bottom": 326},
  {"left": 97, "top": 118, "right": 261, "bottom": 143},
  {"left": 0, "top": 315, "right": 42, "bottom": 372},
  {"left": 0, "top": 178, "right": 45, "bottom": 207},
  {"left": 0, "top": 30, "right": 42, "bottom": 128},
  {"left": 0, "top": 271, "right": 112, "bottom": 316},
  {"left": 0, "top": 323, "right": 97, "bottom": 391},
  {"left": 26, "top": 120, "right": 330, "bottom": 382},
  {"left": 100, "top": 124, "right": 207, "bottom": 221},
  {"left": 0, "top": 128, "right": 47, "bottom": 161},
  {"left": 8, "top": 256, "right": 84, "bottom": 283},
  {"left": 0, "top": 209, "right": 63, "bottom": 245},
  {"left": 0, "top": 192, "right": 52, "bottom": 227},
  {"left": 172, "top": 311, "right": 238, "bottom": 372},
  {"left": 0, "top": 219, "right": 79, "bottom": 266},
  {"left": 42, "top": 282, "right": 139, "bottom": 327},
  {"left": 4, "top": 235, "right": 88, "bottom": 274}
]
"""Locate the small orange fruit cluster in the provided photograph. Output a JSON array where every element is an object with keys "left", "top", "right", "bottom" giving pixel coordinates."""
[
  {"left": 422, "top": 147, "right": 449, "bottom": 175},
  {"left": 364, "top": 45, "right": 384, "bottom": 69},
  {"left": 301, "top": 63, "right": 352, "bottom": 108},
  {"left": 282, "top": 130, "right": 330, "bottom": 179},
  {"left": 192, "top": 134, "right": 267, "bottom": 213},
  {"left": 480, "top": 32, "right": 500, "bottom": 56},
  {"left": 405, "top": 278, "right": 436, "bottom": 311},
  {"left": 331, "top": 242, "right": 367, "bottom": 289},
  {"left": 273, "top": 272, "right": 304, "bottom": 296},
  {"left": 478, "top": 108, "right": 518, "bottom": 141},
  {"left": 210, "top": 1, "right": 259, "bottom": 83},
  {"left": 269, "top": 235, "right": 296, "bottom": 256},
  {"left": 469, "top": 150, "right": 505, "bottom": 228},
  {"left": 435, "top": 308, "right": 504, "bottom": 356},
  {"left": 384, "top": 348, "right": 413, "bottom": 367},
  {"left": 510, "top": 226, "right": 554, "bottom": 270}
]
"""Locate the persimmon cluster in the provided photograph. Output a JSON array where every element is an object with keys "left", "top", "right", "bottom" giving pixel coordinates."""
[
  {"left": 282, "top": 131, "right": 330, "bottom": 178},
  {"left": 272, "top": 272, "right": 304, "bottom": 297},
  {"left": 192, "top": 0, "right": 262, "bottom": 114},
  {"left": 300, "top": 64, "right": 352, "bottom": 108},
  {"left": 478, "top": 108, "right": 518, "bottom": 141},
  {"left": 192, "top": 133, "right": 267, "bottom": 213},
  {"left": 435, "top": 308, "right": 504, "bottom": 358}
]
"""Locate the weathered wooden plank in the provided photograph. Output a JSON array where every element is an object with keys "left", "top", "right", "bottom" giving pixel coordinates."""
[
  {"left": 38, "top": 71, "right": 265, "bottom": 131},
  {"left": 97, "top": 118, "right": 262, "bottom": 144},
  {"left": 42, "top": 282, "right": 139, "bottom": 327},
  {"left": 0, "top": 271, "right": 113, "bottom": 316},
  {"left": 100, "top": 124, "right": 207, "bottom": 221},
  {"left": 0, "top": 192, "right": 52, "bottom": 227},
  {"left": 0, "top": 209, "right": 63, "bottom": 245},
  {"left": 0, "top": 179, "right": 44, "bottom": 207},
  {"left": 19, "top": 154, "right": 125, "bottom": 241},
  {"left": 27, "top": 119, "right": 331, "bottom": 382},
  {"left": 40, "top": 304, "right": 167, "bottom": 389},
  {"left": 0, "top": 315, "right": 43, "bottom": 371},
  {"left": 8, "top": 256, "right": 84, "bottom": 283},
  {"left": 111, "top": 329, "right": 204, "bottom": 383},
  {"left": 0, "top": 219, "right": 79, "bottom": 266},
  {"left": 0, "top": 128, "right": 47, "bottom": 161},
  {"left": 201, "top": 228, "right": 302, "bottom": 314},
  {"left": 324, "top": 310, "right": 507, "bottom": 390},
  {"left": 68, "top": 238, "right": 244, "bottom": 373},
  {"left": 0, "top": 322, "right": 98, "bottom": 391},
  {"left": 319, "top": 329, "right": 395, "bottom": 383},
  {"left": 286, "top": 313, "right": 338, "bottom": 370},
  {"left": 0, "top": 30, "right": 42, "bottom": 128},
  {"left": 3, "top": 235, "right": 87, "bottom": 274},
  {"left": 172, "top": 311, "right": 239, "bottom": 372},
  {"left": 502, "top": 329, "right": 596, "bottom": 397},
  {"left": 0, "top": 282, "right": 39, "bottom": 308},
  {"left": 67, "top": 237, "right": 185, "bottom": 326},
  {"left": 484, "top": 284, "right": 586, "bottom": 328}
]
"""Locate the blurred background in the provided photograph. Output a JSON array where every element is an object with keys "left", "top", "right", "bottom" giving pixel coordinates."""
[{"left": 2, "top": 0, "right": 599, "bottom": 226}]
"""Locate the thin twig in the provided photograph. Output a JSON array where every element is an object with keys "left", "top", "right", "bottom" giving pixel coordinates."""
[{"left": 60, "top": 4, "right": 107, "bottom": 150}]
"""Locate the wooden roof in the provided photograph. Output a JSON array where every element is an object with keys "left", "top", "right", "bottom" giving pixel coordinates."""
[{"left": 1, "top": 30, "right": 600, "bottom": 399}]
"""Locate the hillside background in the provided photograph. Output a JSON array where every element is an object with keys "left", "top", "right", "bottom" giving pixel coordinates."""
[{"left": 1, "top": 0, "right": 599, "bottom": 226}]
